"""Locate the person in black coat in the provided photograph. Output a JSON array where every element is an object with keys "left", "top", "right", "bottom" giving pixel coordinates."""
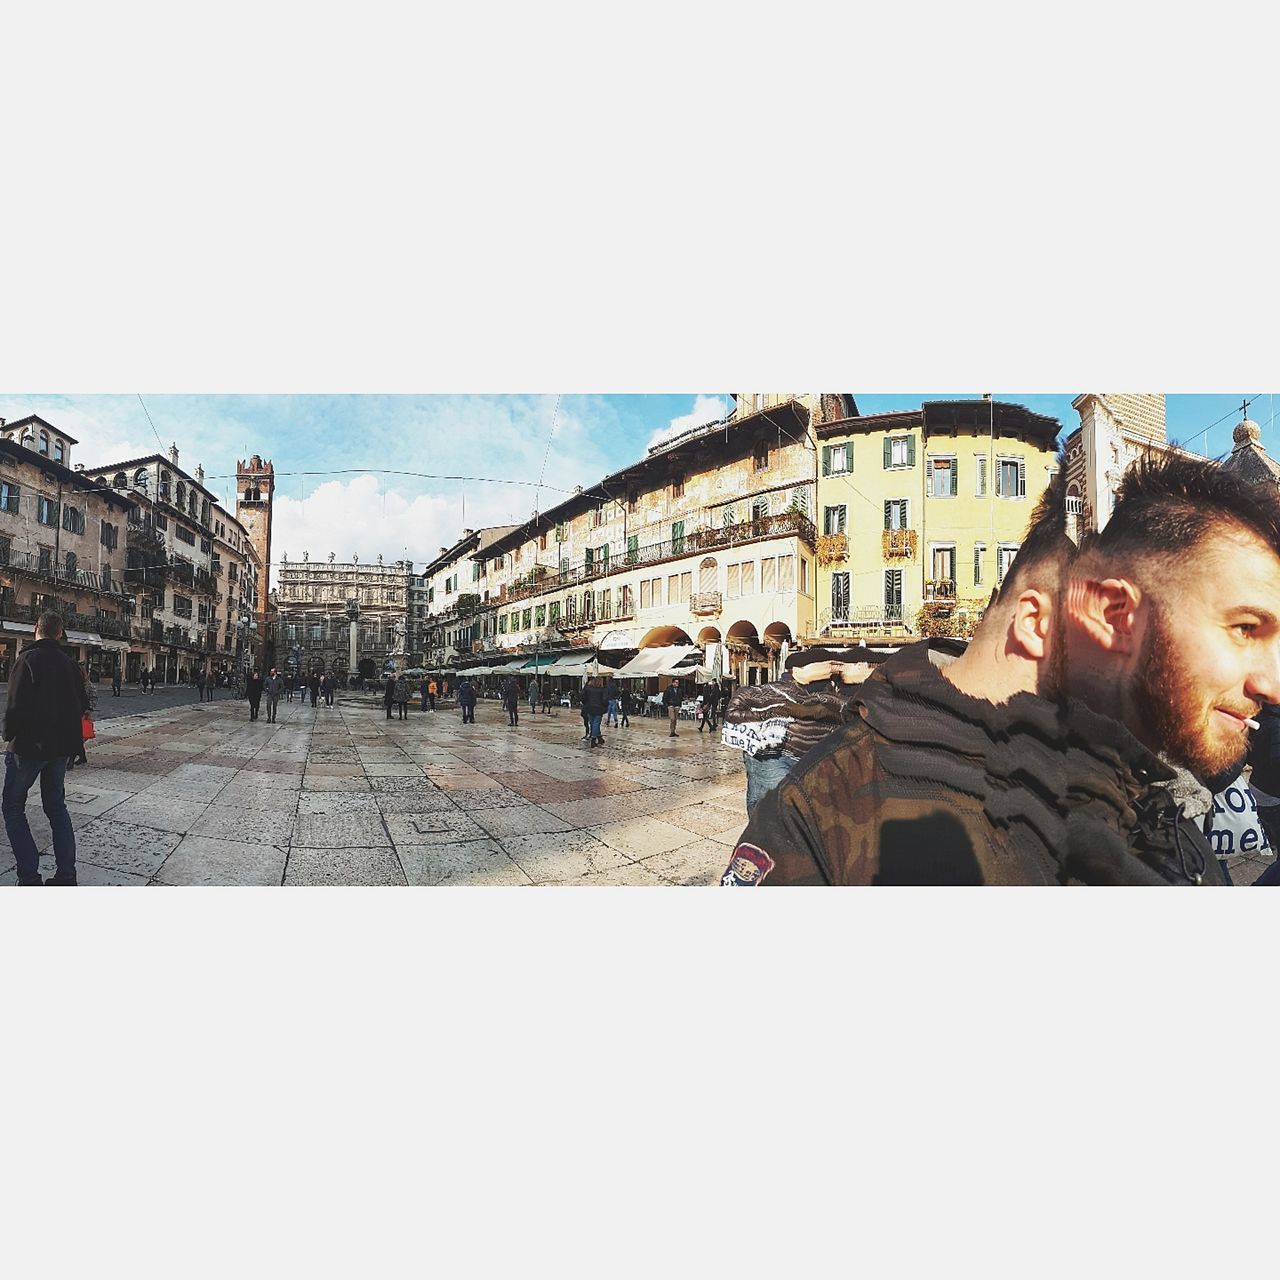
[
  {"left": 501, "top": 677, "right": 520, "bottom": 727},
  {"left": 2, "top": 611, "right": 89, "bottom": 885},
  {"left": 309, "top": 673, "right": 320, "bottom": 708},
  {"left": 383, "top": 674, "right": 396, "bottom": 720},
  {"left": 458, "top": 678, "right": 478, "bottom": 724},
  {"left": 246, "top": 668, "right": 264, "bottom": 720},
  {"left": 580, "top": 677, "right": 608, "bottom": 747},
  {"left": 1249, "top": 702, "right": 1280, "bottom": 885}
]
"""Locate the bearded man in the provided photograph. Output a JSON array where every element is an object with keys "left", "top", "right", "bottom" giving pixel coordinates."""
[{"left": 725, "top": 452, "right": 1280, "bottom": 885}]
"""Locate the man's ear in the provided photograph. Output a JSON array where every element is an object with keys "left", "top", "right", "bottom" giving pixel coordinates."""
[
  {"left": 1068, "top": 577, "right": 1142, "bottom": 653},
  {"left": 1011, "top": 589, "right": 1052, "bottom": 659}
]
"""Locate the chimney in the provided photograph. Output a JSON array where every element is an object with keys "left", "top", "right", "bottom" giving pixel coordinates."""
[
  {"left": 168, "top": 442, "right": 180, "bottom": 465},
  {"left": 463, "top": 528, "right": 474, "bottom": 538},
  {"left": 74, "top": 463, "right": 84, "bottom": 472},
  {"left": 196, "top": 464, "right": 205, "bottom": 485}
]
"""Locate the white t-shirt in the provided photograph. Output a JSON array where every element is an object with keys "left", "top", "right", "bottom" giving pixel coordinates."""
[{"left": 1207, "top": 774, "right": 1272, "bottom": 862}]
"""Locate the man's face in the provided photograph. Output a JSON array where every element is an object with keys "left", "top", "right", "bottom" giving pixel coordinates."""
[{"left": 1124, "top": 533, "right": 1280, "bottom": 783}]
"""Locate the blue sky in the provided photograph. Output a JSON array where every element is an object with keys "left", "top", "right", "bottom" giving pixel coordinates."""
[{"left": 0, "top": 392, "right": 1272, "bottom": 570}]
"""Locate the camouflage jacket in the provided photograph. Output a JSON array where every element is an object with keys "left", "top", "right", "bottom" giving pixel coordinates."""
[{"left": 724, "top": 640, "right": 1221, "bottom": 886}]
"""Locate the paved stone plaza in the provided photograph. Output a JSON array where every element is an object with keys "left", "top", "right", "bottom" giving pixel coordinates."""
[{"left": 0, "top": 695, "right": 746, "bottom": 886}]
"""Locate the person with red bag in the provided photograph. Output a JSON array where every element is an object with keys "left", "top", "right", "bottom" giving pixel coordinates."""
[
  {"left": 2, "top": 611, "right": 88, "bottom": 885},
  {"left": 69, "top": 661, "right": 97, "bottom": 769}
]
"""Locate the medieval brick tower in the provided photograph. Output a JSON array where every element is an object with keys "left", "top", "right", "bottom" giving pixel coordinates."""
[{"left": 236, "top": 455, "right": 275, "bottom": 666}]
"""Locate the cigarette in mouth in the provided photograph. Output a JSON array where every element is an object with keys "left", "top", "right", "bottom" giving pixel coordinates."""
[{"left": 1245, "top": 717, "right": 1261, "bottom": 730}]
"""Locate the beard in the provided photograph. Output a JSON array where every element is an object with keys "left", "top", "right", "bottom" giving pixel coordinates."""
[{"left": 1129, "top": 607, "right": 1249, "bottom": 786}]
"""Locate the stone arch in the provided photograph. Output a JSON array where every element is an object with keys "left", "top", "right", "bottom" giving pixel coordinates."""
[
  {"left": 640, "top": 625, "right": 692, "bottom": 648},
  {"left": 134, "top": 467, "right": 148, "bottom": 488},
  {"left": 697, "top": 626, "right": 722, "bottom": 644},
  {"left": 727, "top": 620, "right": 759, "bottom": 645},
  {"left": 113, "top": 471, "right": 127, "bottom": 489},
  {"left": 764, "top": 621, "right": 791, "bottom": 648},
  {"left": 176, "top": 481, "right": 186, "bottom": 508}
]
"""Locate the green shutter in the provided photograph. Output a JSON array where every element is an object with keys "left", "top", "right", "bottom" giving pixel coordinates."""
[
  {"left": 600, "top": 543, "right": 609, "bottom": 570},
  {"left": 907, "top": 436, "right": 916, "bottom": 466},
  {"left": 883, "top": 500, "right": 892, "bottom": 531},
  {"left": 883, "top": 438, "right": 891, "bottom": 468},
  {"left": 626, "top": 534, "right": 638, "bottom": 564},
  {"left": 584, "top": 546, "right": 593, "bottom": 570},
  {"left": 949, "top": 462, "right": 958, "bottom": 497},
  {"left": 821, "top": 445, "right": 832, "bottom": 477}
]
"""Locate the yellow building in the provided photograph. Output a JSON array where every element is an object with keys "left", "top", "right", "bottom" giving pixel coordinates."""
[{"left": 812, "top": 399, "right": 1060, "bottom": 639}]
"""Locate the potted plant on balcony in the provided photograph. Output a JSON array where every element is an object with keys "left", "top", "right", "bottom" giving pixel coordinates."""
[{"left": 815, "top": 533, "right": 849, "bottom": 565}]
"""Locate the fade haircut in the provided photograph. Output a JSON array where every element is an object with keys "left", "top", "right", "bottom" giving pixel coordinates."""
[
  {"left": 1075, "top": 449, "right": 1280, "bottom": 586},
  {"left": 986, "top": 447, "right": 1076, "bottom": 611}
]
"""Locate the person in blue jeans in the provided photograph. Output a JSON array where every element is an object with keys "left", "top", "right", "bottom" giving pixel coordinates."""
[
  {"left": 2, "top": 611, "right": 89, "bottom": 886},
  {"left": 580, "top": 677, "right": 608, "bottom": 747}
]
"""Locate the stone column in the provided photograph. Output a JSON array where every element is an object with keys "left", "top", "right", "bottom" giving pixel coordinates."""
[{"left": 346, "top": 598, "right": 360, "bottom": 683}]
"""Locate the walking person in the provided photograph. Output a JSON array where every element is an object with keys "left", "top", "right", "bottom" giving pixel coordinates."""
[
  {"left": 427, "top": 677, "right": 437, "bottom": 711},
  {"left": 528, "top": 677, "right": 540, "bottom": 716},
  {"left": 393, "top": 672, "right": 410, "bottom": 720},
  {"left": 458, "top": 677, "right": 477, "bottom": 724},
  {"left": 69, "top": 661, "right": 97, "bottom": 769},
  {"left": 196, "top": 669, "right": 207, "bottom": 702},
  {"left": 309, "top": 672, "right": 320, "bottom": 708},
  {"left": 264, "top": 667, "right": 283, "bottom": 723},
  {"left": 284, "top": 673, "right": 294, "bottom": 703},
  {"left": 605, "top": 677, "right": 620, "bottom": 727},
  {"left": 246, "top": 668, "right": 264, "bottom": 721},
  {"left": 419, "top": 678, "right": 429, "bottom": 712},
  {"left": 663, "top": 678, "right": 683, "bottom": 737},
  {"left": 541, "top": 680, "right": 553, "bottom": 714},
  {"left": 581, "top": 676, "right": 607, "bottom": 747},
  {"left": 111, "top": 664, "right": 122, "bottom": 698},
  {"left": 502, "top": 676, "right": 520, "bottom": 727},
  {"left": 2, "top": 612, "right": 89, "bottom": 885},
  {"left": 619, "top": 685, "right": 631, "bottom": 729},
  {"left": 384, "top": 673, "right": 396, "bottom": 720}
]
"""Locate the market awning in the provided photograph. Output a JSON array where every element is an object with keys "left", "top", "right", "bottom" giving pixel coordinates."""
[
  {"left": 491, "top": 658, "right": 528, "bottom": 674},
  {"left": 520, "top": 654, "right": 564, "bottom": 671},
  {"left": 94, "top": 638, "right": 131, "bottom": 652},
  {"left": 613, "top": 644, "right": 702, "bottom": 678},
  {"left": 63, "top": 630, "right": 98, "bottom": 644},
  {"left": 2, "top": 622, "right": 35, "bottom": 634},
  {"left": 544, "top": 654, "right": 598, "bottom": 677}
]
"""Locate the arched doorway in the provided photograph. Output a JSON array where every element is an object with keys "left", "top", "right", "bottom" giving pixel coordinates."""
[
  {"left": 726, "top": 620, "right": 766, "bottom": 685},
  {"left": 640, "top": 625, "right": 693, "bottom": 648},
  {"left": 764, "top": 622, "right": 792, "bottom": 681}
]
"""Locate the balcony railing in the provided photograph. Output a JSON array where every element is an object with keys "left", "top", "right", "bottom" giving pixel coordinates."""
[
  {"left": 925, "top": 579, "right": 956, "bottom": 602},
  {"left": 882, "top": 528, "right": 918, "bottom": 560},
  {"left": 690, "top": 591, "right": 722, "bottom": 615},
  {"left": 1, "top": 550, "right": 128, "bottom": 595},
  {"left": 498, "top": 511, "right": 816, "bottom": 606},
  {"left": 819, "top": 606, "right": 909, "bottom": 631}
]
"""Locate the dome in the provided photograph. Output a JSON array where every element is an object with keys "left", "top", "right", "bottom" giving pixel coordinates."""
[{"left": 1234, "top": 418, "right": 1261, "bottom": 447}]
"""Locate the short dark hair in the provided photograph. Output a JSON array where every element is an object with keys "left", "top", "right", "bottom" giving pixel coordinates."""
[
  {"left": 989, "top": 449, "right": 1076, "bottom": 606},
  {"left": 1081, "top": 449, "right": 1280, "bottom": 573},
  {"left": 36, "top": 610, "right": 64, "bottom": 639}
]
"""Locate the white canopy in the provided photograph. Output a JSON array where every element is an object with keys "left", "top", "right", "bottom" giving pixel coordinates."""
[
  {"left": 544, "top": 654, "right": 597, "bottom": 677},
  {"left": 613, "top": 644, "right": 702, "bottom": 678},
  {"left": 63, "top": 630, "right": 98, "bottom": 644}
]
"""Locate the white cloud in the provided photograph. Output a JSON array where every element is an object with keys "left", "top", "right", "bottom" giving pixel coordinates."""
[{"left": 646, "top": 394, "right": 731, "bottom": 450}]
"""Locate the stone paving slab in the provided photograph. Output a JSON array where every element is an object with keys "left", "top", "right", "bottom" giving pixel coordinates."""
[
  {"left": 500, "top": 831, "right": 635, "bottom": 884},
  {"left": 397, "top": 840, "right": 534, "bottom": 886},
  {"left": 469, "top": 806, "right": 573, "bottom": 839},
  {"left": 284, "top": 846, "right": 406, "bottom": 886},
  {"left": 189, "top": 805, "right": 297, "bottom": 847},
  {"left": 72, "top": 819, "right": 184, "bottom": 878},
  {"left": 154, "top": 836, "right": 289, "bottom": 886},
  {"left": 117, "top": 794, "right": 212, "bottom": 835},
  {"left": 292, "top": 812, "right": 392, "bottom": 849},
  {"left": 384, "top": 812, "right": 487, "bottom": 846},
  {"left": 587, "top": 817, "right": 701, "bottom": 860}
]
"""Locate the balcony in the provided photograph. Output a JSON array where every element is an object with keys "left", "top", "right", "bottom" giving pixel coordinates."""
[
  {"left": 815, "top": 533, "right": 848, "bottom": 566},
  {"left": 882, "top": 528, "right": 918, "bottom": 560},
  {"left": 1, "top": 550, "right": 128, "bottom": 596},
  {"left": 690, "top": 591, "right": 722, "bottom": 616},
  {"left": 498, "top": 511, "right": 817, "bottom": 606},
  {"left": 925, "top": 579, "right": 956, "bottom": 603},
  {"left": 818, "top": 606, "right": 909, "bottom": 633}
]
